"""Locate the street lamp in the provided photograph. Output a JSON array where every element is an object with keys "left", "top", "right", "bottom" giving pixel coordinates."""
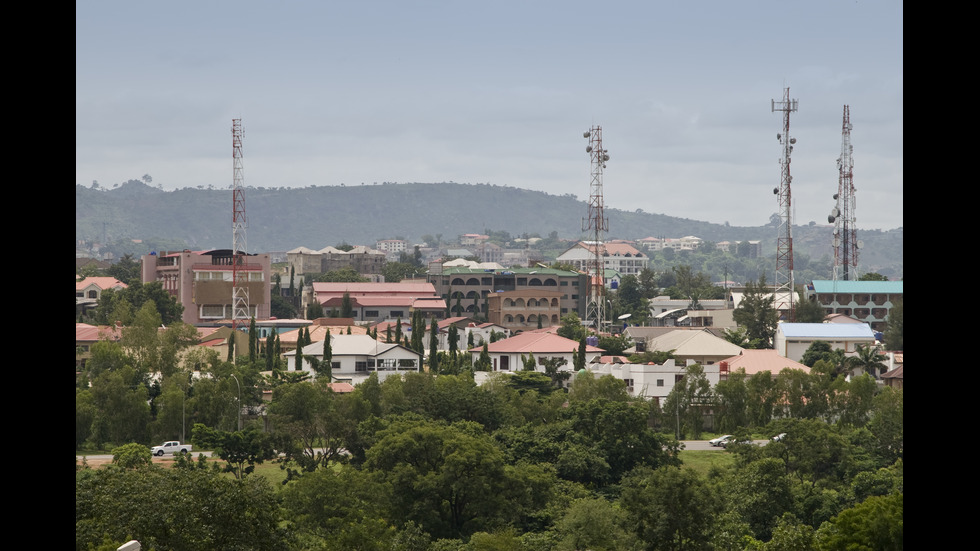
[{"left": 230, "top": 373, "right": 241, "bottom": 431}]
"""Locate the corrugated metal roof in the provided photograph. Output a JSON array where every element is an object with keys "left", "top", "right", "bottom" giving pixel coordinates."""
[{"left": 778, "top": 322, "right": 876, "bottom": 338}]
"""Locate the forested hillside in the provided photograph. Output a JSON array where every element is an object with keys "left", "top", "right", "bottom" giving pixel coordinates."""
[{"left": 76, "top": 181, "right": 902, "bottom": 277}]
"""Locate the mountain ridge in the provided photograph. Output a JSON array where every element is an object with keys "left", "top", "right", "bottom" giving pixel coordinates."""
[{"left": 76, "top": 181, "right": 902, "bottom": 277}]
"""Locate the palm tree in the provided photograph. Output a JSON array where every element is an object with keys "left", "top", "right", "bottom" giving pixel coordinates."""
[{"left": 846, "top": 344, "right": 888, "bottom": 378}]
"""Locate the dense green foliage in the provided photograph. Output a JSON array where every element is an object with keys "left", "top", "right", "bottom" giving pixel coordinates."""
[{"left": 77, "top": 299, "right": 902, "bottom": 550}]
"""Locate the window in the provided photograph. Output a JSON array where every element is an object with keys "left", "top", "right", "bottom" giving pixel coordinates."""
[
  {"left": 390, "top": 311, "right": 404, "bottom": 318},
  {"left": 200, "top": 304, "right": 226, "bottom": 318},
  {"left": 657, "top": 379, "right": 664, "bottom": 387},
  {"left": 355, "top": 361, "right": 368, "bottom": 372},
  {"left": 365, "top": 310, "right": 379, "bottom": 318}
]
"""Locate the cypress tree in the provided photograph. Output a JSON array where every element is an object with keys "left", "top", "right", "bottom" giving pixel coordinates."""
[
  {"left": 227, "top": 331, "right": 235, "bottom": 362},
  {"left": 429, "top": 317, "right": 439, "bottom": 373},
  {"left": 323, "top": 329, "right": 332, "bottom": 381}
]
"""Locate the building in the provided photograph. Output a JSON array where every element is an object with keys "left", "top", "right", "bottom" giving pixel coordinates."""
[
  {"left": 647, "top": 296, "right": 732, "bottom": 327},
  {"left": 141, "top": 249, "right": 272, "bottom": 325},
  {"left": 636, "top": 236, "right": 703, "bottom": 253},
  {"left": 284, "top": 334, "right": 421, "bottom": 385},
  {"left": 487, "top": 289, "right": 564, "bottom": 333},
  {"left": 588, "top": 357, "right": 724, "bottom": 406},
  {"left": 308, "top": 281, "right": 445, "bottom": 323},
  {"left": 804, "top": 280, "right": 904, "bottom": 332},
  {"left": 642, "top": 328, "right": 745, "bottom": 366},
  {"left": 286, "top": 245, "right": 386, "bottom": 277},
  {"left": 375, "top": 239, "right": 408, "bottom": 254},
  {"left": 556, "top": 241, "right": 648, "bottom": 276},
  {"left": 471, "top": 331, "right": 604, "bottom": 373},
  {"left": 717, "top": 349, "right": 811, "bottom": 376},
  {"left": 76, "top": 276, "right": 128, "bottom": 317},
  {"left": 428, "top": 265, "right": 587, "bottom": 320},
  {"left": 773, "top": 322, "right": 878, "bottom": 364}
]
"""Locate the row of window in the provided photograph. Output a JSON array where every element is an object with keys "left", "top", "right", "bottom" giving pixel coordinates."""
[
  {"left": 200, "top": 304, "right": 259, "bottom": 319},
  {"left": 194, "top": 271, "right": 265, "bottom": 281}
]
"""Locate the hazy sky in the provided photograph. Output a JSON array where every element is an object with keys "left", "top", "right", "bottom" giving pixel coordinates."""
[{"left": 76, "top": 1, "right": 903, "bottom": 231}]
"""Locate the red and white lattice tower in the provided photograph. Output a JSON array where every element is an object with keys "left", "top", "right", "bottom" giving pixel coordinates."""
[
  {"left": 831, "top": 105, "right": 859, "bottom": 281},
  {"left": 231, "top": 119, "right": 250, "bottom": 330},
  {"left": 582, "top": 126, "right": 609, "bottom": 332},
  {"left": 771, "top": 88, "right": 798, "bottom": 321}
]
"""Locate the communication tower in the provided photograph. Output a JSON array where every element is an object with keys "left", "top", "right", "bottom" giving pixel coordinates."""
[
  {"left": 582, "top": 126, "right": 610, "bottom": 332},
  {"left": 231, "top": 119, "right": 250, "bottom": 330},
  {"left": 771, "top": 88, "right": 798, "bottom": 321},
  {"left": 829, "top": 105, "right": 860, "bottom": 281}
]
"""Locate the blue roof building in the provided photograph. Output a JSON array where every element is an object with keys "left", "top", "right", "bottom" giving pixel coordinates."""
[{"left": 774, "top": 322, "right": 877, "bottom": 363}]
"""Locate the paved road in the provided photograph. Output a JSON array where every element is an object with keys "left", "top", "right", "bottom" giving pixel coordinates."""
[{"left": 681, "top": 440, "right": 768, "bottom": 451}]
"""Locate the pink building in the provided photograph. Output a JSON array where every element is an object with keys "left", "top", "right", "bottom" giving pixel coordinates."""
[{"left": 141, "top": 249, "right": 272, "bottom": 325}]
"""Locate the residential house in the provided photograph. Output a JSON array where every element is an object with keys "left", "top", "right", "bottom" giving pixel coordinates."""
[
  {"left": 284, "top": 334, "right": 421, "bottom": 384},
  {"left": 556, "top": 241, "right": 648, "bottom": 276},
  {"left": 587, "top": 357, "right": 725, "bottom": 406},
  {"left": 76, "top": 276, "right": 128, "bottom": 317},
  {"left": 308, "top": 281, "right": 445, "bottom": 323},
  {"left": 470, "top": 331, "right": 604, "bottom": 373},
  {"left": 642, "top": 328, "right": 745, "bottom": 366},
  {"left": 716, "top": 349, "right": 811, "bottom": 376},
  {"left": 773, "top": 322, "right": 878, "bottom": 364},
  {"left": 141, "top": 249, "right": 272, "bottom": 325},
  {"left": 75, "top": 323, "right": 123, "bottom": 371}
]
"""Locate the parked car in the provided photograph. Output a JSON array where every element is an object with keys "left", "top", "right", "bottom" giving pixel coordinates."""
[
  {"left": 708, "top": 435, "right": 733, "bottom": 447},
  {"left": 771, "top": 433, "right": 787, "bottom": 442},
  {"left": 721, "top": 437, "right": 754, "bottom": 448}
]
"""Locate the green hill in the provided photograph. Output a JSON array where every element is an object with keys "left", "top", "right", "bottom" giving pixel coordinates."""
[{"left": 75, "top": 181, "right": 902, "bottom": 278}]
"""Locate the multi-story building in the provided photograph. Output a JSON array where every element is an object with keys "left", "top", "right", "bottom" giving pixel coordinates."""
[
  {"left": 804, "top": 279, "right": 903, "bottom": 332},
  {"left": 487, "top": 289, "right": 564, "bottom": 332},
  {"left": 286, "top": 245, "right": 386, "bottom": 277},
  {"left": 428, "top": 265, "right": 587, "bottom": 320},
  {"left": 141, "top": 249, "right": 272, "bottom": 325},
  {"left": 555, "top": 241, "right": 648, "bottom": 276},
  {"left": 375, "top": 239, "right": 408, "bottom": 254}
]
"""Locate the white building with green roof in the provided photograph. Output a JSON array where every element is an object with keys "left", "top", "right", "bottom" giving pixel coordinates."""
[{"left": 804, "top": 280, "right": 903, "bottom": 332}]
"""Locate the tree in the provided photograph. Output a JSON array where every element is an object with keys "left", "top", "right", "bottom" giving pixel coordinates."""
[
  {"left": 191, "top": 424, "right": 276, "bottom": 479},
  {"left": 620, "top": 466, "right": 717, "bottom": 551},
  {"left": 883, "top": 299, "right": 903, "bottom": 351},
  {"left": 557, "top": 312, "right": 588, "bottom": 342},
  {"left": 429, "top": 317, "right": 440, "bottom": 374},
  {"left": 341, "top": 292, "right": 354, "bottom": 318},
  {"left": 814, "top": 493, "right": 903, "bottom": 550},
  {"left": 475, "top": 343, "right": 491, "bottom": 371},
  {"left": 110, "top": 442, "right": 152, "bottom": 469},
  {"left": 522, "top": 352, "right": 537, "bottom": 371},
  {"left": 733, "top": 274, "right": 778, "bottom": 348},
  {"left": 858, "top": 272, "right": 889, "bottom": 281},
  {"left": 794, "top": 289, "right": 827, "bottom": 323},
  {"left": 319, "top": 330, "right": 333, "bottom": 381},
  {"left": 76, "top": 459, "right": 289, "bottom": 550},
  {"left": 846, "top": 343, "right": 888, "bottom": 379}
]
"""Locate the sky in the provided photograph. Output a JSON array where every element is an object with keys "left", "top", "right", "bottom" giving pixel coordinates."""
[{"left": 76, "top": 1, "right": 903, "bottom": 231}]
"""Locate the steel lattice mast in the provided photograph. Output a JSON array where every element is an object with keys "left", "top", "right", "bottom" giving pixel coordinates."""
[
  {"left": 831, "top": 105, "right": 858, "bottom": 281},
  {"left": 582, "top": 126, "right": 609, "bottom": 332},
  {"left": 771, "top": 88, "right": 798, "bottom": 321},
  {"left": 231, "top": 119, "right": 250, "bottom": 330}
]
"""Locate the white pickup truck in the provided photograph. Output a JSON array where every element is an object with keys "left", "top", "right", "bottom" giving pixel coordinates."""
[{"left": 150, "top": 441, "right": 192, "bottom": 456}]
